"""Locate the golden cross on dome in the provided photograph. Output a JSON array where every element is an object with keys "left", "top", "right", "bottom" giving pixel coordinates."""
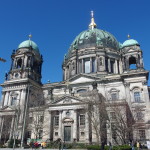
[{"left": 89, "top": 11, "right": 97, "bottom": 29}]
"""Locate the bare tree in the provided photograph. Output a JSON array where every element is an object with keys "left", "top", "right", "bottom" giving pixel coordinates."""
[
  {"left": 107, "top": 101, "right": 134, "bottom": 145},
  {"left": 1, "top": 115, "right": 12, "bottom": 144},
  {"left": 26, "top": 92, "right": 49, "bottom": 142},
  {"left": 81, "top": 89, "right": 109, "bottom": 146}
]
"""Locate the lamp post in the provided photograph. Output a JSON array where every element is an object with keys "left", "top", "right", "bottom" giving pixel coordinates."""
[{"left": 21, "top": 84, "right": 31, "bottom": 148}]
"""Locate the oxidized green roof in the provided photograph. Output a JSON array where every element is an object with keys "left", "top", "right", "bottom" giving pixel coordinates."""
[
  {"left": 18, "top": 40, "right": 39, "bottom": 53},
  {"left": 67, "top": 28, "right": 119, "bottom": 58},
  {"left": 122, "top": 39, "right": 139, "bottom": 48}
]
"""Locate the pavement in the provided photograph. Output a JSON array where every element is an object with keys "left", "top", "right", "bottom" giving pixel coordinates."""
[{"left": 0, "top": 148, "right": 147, "bottom": 150}]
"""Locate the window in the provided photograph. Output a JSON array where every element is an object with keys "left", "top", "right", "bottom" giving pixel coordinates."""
[
  {"left": 39, "top": 116, "right": 44, "bottom": 123},
  {"left": 79, "top": 59, "right": 82, "bottom": 73},
  {"left": 99, "top": 57, "right": 103, "bottom": 66},
  {"left": 129, "top": 56, "right": 137, "bottom": 70},
  {"left": 110, "top": 61, "right": 115, "bottom": 73},
  {"left": 17, "top": 59, "right": 22, "bottom": 68},
  {"left": 110, "top": 112, "right": 116, "bottom": 120},
  {"left": 84, "top": 58, "right": 90, "bottom": 73},
  {"left": 105, "top": 58, "right": 108, "bottom": 72},
  {"left": 27, "top": 131, "right": 31, "bottom": 139},
  {"left": 80, "top": 115, "right": 85, "bottom": 126},
  {"left": 111, "top": 93, "right": 117, "bottom": 101},
  {"left": 81, "top": 132, "right": 85, "bottom": 136},
  {"left": 11, "top": 97, "right": 17, "bottom": 105},
  {"left": 54, "top": 116, "right": 59, "bottom": 126},
  {"left": 39, "top": 130, "right": 43, "bottom": 139},
  {"left": 66, "top": 111, "right": 70, "bottom": 116},
  {"left": 77, "top": 89, "right": 87, "bottom": 93},
  {"left": 29, "top": 117, "right": 33, "bottom": 124},
  {"left": 139, "top": 130, "right": 145, "bottom": 140},
  {"left": 134, "top": 92, "right": 141, "bottom": 102},
  {"left": 92, "top": 58, "right": 96, "bottom": 72},
  {"left": 55, "top": 132, "right": 58, "bottom": 136}
]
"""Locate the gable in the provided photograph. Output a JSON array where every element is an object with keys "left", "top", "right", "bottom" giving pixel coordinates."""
[
  {"left": 52, "top": 96, "right": 82, "bottom": 105},
  {"left": 71, "top": 76, "right": 95, "bottom": 84},
  {"left": 0, "top": 105, "right": 15, "bottom": 111}
]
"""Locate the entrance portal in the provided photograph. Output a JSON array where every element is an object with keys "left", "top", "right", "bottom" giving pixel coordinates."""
[{"left": 64, "top": 126, "right": 71, "bottom": 142}]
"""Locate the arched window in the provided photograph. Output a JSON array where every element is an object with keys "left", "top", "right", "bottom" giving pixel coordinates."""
[
  {"left": 17, "top": 59, "right": 22, "bottom": 68},
  {"left": 84, "top": 58, "right": 90, "bottom": 73},
  {"left": 111, "top": 93, "right": 117, "bottom": 101},
  {"left": 77, "top": 89, "right": 87, "bottom": 93},
  {"left": 129, "top": 56, "right": 136, "bottom": 69},
  {"left": 100, "top": 57, "right": 103, "bottom": 66},
  {"left": 109, "top": 88, "right": 119, "bottom": 101},
  {"left": 134, "top": 92, "right": 141, "bottom": 102},
  {"left": 11, "top": 96, "right": 17, "bottom": 105}
]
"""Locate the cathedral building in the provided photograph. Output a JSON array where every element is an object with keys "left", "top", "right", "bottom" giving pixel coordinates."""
[{"left": 0, "top": 12, "right": 150, "bottom": 145}]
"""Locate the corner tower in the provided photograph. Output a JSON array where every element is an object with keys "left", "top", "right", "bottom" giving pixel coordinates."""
[
  {"left": 0, "top": 36, "right": 43, "bottom": 144},
  {"left": 9, "top": 37, "right": 43, "bottom": 83}
]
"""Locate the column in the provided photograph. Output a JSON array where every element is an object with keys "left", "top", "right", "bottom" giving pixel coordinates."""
[
  {"left": 9, "top": 116, "right": 15, "bottom": 140},
  {"left": 4, "top": 92, "right": 9, "bottom": 106},
  {"left": 59, "top": 111, "right": 63, "bottom": 139},
  {"left": 85, "top": 112, "right": 90, "bottom": 143},
  {"left": 108, "top": 58, "right": 111, "bottom": 73},
  {"left": 1, "top": 91, "right": 6, "bottom": 107},
  {"left": 90, "top": 57, "right": 92, "bottom": 72},
  {"left": 126, "top": 57, "right": 129, "bottom": 70},
  {"left": 49, "top": 111, "right": 53, "bottom": 140},
  {"left": 115, "top": 60, "right": 118, "bottom": 74},
  {"left": 82, "top": 59, "right": 84, "bottom": 73},
  {"left": 95, "top": 57, "right": 98, "bottom": 72},
  {"left": 8, "top": 91, "right": 12, "bottom": 106},
  {"left": 0, "top": 116, "right": 4, "bottom": 140},
  {"left": 73, "top": 110, "right": 78, "bottom": 139},
  {"left": 103, "top": 57, "right": 106, "bottom": 71}
]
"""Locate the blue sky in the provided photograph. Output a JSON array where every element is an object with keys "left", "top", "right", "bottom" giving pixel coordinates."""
[{"left": 0, "top": 0, "right": 150, "bottom": 97}]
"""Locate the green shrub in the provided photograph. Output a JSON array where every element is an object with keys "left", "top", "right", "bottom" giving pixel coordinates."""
[
  {"left": 87, "top": 145, "right": 100, "bottom": 150},
  {"left": 112, "top": 145, "right": 131, "bottom": 150}
]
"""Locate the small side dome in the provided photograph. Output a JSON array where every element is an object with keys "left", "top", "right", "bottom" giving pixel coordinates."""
[
  {"left": 122, "top": 39, "right": 139, "bottom": 48},
  {"left": 18, "top": 40, "right": 39, "bottom": 53}
]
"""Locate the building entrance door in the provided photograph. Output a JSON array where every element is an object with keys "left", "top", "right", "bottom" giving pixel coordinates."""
[{"left": 64, "top": 126, "right": 71, "bottom": 142}]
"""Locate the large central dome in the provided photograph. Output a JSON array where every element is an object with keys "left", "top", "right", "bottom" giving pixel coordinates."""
[
  {"left": 66, "top": 11, "right": 119, "bottom": 59},
  {"left": 69, "top": 28, "right": 119, "bottom": 51}
]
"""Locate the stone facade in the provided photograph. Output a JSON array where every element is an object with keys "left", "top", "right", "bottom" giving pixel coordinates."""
[{"left": 0, "top": 14, "right": 150, "bottom": 145}]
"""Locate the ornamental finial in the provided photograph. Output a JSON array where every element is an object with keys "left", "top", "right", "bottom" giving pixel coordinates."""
[
  {"left": 127, "top": 34, "right": 130, "bottom": 39},
  {"left": 89, "top": 11, "right": 97, "bottom": 29},
  {"left": 29, "top": 34, "right": 32, "bottom": 40}
]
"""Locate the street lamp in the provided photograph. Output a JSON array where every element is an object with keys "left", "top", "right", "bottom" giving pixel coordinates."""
[{"left": 21, "top": 84, "right": 31, "bottom": 148}]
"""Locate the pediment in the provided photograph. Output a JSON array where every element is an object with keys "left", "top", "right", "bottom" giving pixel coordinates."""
[
  {"left": 0, "top": 106, "right": 16, "bottom": 115},
  {"left": 69, "top": 74, "right": 99, "bottom": 84},
  {"left": 52, "top": 95, "right": 83, "bottom": 105}
]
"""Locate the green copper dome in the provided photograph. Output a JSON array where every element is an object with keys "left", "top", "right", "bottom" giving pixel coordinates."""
[
  {"left": 68, "top": 28, "right": 119, "bottom": 52},
  {"left": 18, "top": 40, "right": 39, "bottom": 53},
  {"left": 122, "top": 39, "right": 139, "bottom": 48}
]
